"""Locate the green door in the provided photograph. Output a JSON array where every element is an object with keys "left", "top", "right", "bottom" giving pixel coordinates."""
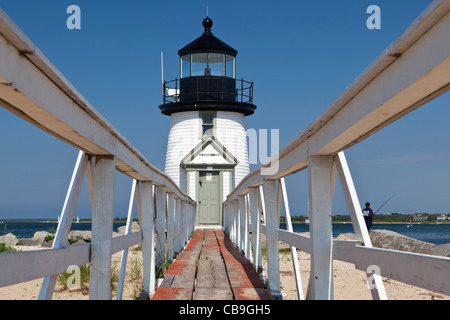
[{"left": 198, "top": 171, "right": 221, "bottom": 225}]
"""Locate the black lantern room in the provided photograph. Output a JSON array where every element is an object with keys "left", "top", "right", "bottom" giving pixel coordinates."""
[{"left": 159, "top": 17, "right": 257, "bottom": 116}]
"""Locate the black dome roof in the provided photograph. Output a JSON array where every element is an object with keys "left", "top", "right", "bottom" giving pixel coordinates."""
[{"left": 178, "top": 17, "right": 238, "bottom": 56}]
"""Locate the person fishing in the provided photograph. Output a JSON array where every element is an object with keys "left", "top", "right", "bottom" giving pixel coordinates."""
[
  {"left": 362, "top": 202, "right": 374, "bottom": 232},
  {"left": 363, "top": 195, "right": 395, "bottom": 232}
]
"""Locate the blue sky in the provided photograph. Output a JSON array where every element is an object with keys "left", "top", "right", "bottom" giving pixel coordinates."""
[{"left": 0, "top": 0, "right": 448, "bottom": 219}]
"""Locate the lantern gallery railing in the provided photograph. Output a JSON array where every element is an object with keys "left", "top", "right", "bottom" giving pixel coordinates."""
[
  {"left": 162, "top": 77, "right": 254, "bottom": 105},
  {"left": 0, "top": 8, "right": 195, "bottom": 300},
  {"left": 223, "top": 0, "right": 450, "bottom": 300}
]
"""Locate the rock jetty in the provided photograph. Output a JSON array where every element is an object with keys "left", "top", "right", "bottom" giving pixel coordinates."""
[
  {"left": 367, "top": 229, "right": 449, "bottom": 257},
  {"left": 1, "top": 228, "right": 126, "bottom": 248},
  {"left": 370, "top": 229, "right": 436, "bottom": 254}
]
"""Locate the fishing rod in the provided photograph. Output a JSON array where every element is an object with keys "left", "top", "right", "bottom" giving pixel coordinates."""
[{"left": 374, "top": 195, "right": 396, "bottom": 214}]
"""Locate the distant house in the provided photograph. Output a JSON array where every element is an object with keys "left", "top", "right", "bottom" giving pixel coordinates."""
[
  {"left": 436, "top": 214, "right": 449, "bottom": 221},
  {"left": 412, "top": 214, "right": 428, "bottom": 222}
]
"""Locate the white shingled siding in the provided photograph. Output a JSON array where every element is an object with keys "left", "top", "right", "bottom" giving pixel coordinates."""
[
  {"left": 164, "top": 110, "right": 249, "bottom": 194},
  {"left": 165, "top": 111, "right": 200, "bottom": 191},
  {"left": 216, "top": 111, "right": 250, "bottom": 187}
]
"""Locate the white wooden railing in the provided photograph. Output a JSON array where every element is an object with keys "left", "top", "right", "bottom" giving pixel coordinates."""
[
  {"left": 223, "top": 0, "right": 450, "bottom": 300},
  {"left": 0, "top": 8, "right": 195, "bottom": 300}
]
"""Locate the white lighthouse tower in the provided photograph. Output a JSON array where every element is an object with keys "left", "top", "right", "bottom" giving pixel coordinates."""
[{"left": 160, "top": 17, "right": 256, "bottom": 226}]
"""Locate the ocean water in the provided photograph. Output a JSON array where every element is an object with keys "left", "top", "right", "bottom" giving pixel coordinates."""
[
  {"left": 1, "top": 221, "right": 449, "bottom": 246},
  {"left": 280, "top": 223, "right": 450, "bottom": 245},
  {"left": 0, "top": 221, "right": 126, "bottom": 239}
]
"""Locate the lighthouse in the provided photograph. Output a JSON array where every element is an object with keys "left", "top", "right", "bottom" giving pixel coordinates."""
[{"left": 160, "top": 17, "right": 256, "bottom": 226}]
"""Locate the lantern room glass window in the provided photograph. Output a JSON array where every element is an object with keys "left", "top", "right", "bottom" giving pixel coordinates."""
[
  {"left": 208, "top": 53, "right": 224, "bottom": 76},
  {"left": 180, "top": 53, "right": 235, "bottom": 78},
  {"left": 181, "top": 55, "right": 191, "bottom": 78},
  {"left": 191, "top": 53, "right": 208, "bottom": 76},
  {"left": 225, "top": 55, "right": 235, "bottom": 78}
]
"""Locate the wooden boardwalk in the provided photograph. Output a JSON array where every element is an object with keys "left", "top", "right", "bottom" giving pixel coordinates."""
[{"left": 151, "top": 229, "right": 273, "bottom": 300}]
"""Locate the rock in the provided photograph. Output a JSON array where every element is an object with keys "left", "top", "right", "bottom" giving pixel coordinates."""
[
  {"left": 68, "top": 230, "right": 92, "bottom": 242},
  {"left": 19, "top": 231, "right": 53, "bottom": 246},
  {"left": 118, "top": 221, "right": 140, "bottom": 234},
  {"left": 431, "top": 243, "right": 450, "bottom": 257},
  {"left": 18, "top": 238, "right": 41, "bottom": 246},
  {"left": 41, "top": 239, "right": 54, "bottom": 248},
  {"left": 0, "top": 233, "right": 18, "bottom": 247},
  {"left": 370, "top": 229, "right": 435, "bottom": 255},
  {"left": 68, "top": 230, "right": 121, "bottom": 243},
  {"left": 33, "top": 231, "right": 53, "bottom": 244},
  {"left": 335, "top": 233, "right": 360, "bottom": 241},
  {"left": 71, "top": 239, "right": 87, "bottom": 245}
]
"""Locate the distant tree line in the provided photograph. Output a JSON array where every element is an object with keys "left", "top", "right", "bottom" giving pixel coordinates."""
[{"left": 281, "top": 213, "right": 450, "bottom": 224}]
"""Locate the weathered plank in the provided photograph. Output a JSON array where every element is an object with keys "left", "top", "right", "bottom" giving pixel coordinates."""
[
  {"left": 90, "top": 155, "right": 115, "bottom": 300},
  {"left": 152, "top": 229, "right": 274, "bottom": 300},
  {"left": 0, "top": 244, "right": 90, "bottom": 288},
  {"left": 353, "top": 246, "right": 450, "bottom": 296}
]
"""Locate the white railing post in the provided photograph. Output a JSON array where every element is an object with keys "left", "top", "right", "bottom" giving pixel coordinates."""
[
  {"left": 188, "top": 203, "right": 193, "bottom": 240},
  {"left": 334, "top": 151, "right": 387, "bottom": 300},
  {"left": 245, "top": 194, "right": 252, "bottom": 262},
  {"left": 308, "top": 156, "right": 334, "bottom": 300},
  {"left": 187, "top": 203, "right": 192, "bottom": 237},
  {"left": 38, "top": 151, "right": 88, "bottom": 300},
  {"left": 186, "top": 202, "right": 190, "bottom": 240},
  {"left": 89, "top": 155, "right": 115, "bottom": 300},
  {"left": 229, "top": 203, "right": 232, "bottom": 234},
  {"left": 191, "top": 203, "right": 195, "bottom": 235},
  {"left": 279, "top": 178, "right": 304, "bottom": 300},
  {"left": 116, "top": 179, "right": 138, "bottom": 300},
  {"left": 141, "top": 181, "right": 156, "bottom": 298},
  {"left": 174, "top": 198, "right": 182, "bottom": 254},
  {"left": 155, "top": 186, "right": 167, "bottom": 272},
  {"left": 334, "top": 152, "right": 371, "bottom": 243},
  {"left": 223, "top": 203, "right": 228, "bottom": 233},
  {"left": 189, "top": 203, "right": 193, "bottom": 236},
  {"left": 234, "top": 199, "right": 241, "bottom": 249},
  {"left": 263, "top": 180, "right": 281, "bottom": 298},
  {"left": 166, "top": 193, "right": 176, "bottom": 262},
  {"left": 228, "top": 203, "right": 232, "bottom": 236},
  {"left": 238, "top": 195, "right": 246, "bottom": 254},
  {"left": 228, "top": 201, "right": 236, "bottom": 243},
  {"left": 180, "top": 199, "right": 185, "bottom": 251},
  {"left": 249, "top": 187, "right": 262, "bottom": 272},
  {"left": 258, "top": 185, "right": 266, "bottom": 224}
]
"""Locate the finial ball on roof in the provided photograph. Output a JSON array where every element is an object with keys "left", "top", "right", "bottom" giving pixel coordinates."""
[{"left": 203, "top": 17, "right": 213, "bottom": 33}]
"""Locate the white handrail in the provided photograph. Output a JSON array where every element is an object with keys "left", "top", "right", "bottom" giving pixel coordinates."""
[
  {"left": 0, "top": 8, "right": 196, "bottom": 300},
  {"left": 223, "top": 0, "right": 450, "bottom": 300}
]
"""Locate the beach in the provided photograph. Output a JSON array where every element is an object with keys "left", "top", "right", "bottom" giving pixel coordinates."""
[
  {"left": 1, "top": 238, "right": 449, "bottom": 300},
  {"left": 278, "top": 248, "right": 450, "bottom": 300},
  {"left": 0, "top": 244, "right": 143, "bottom": 300}
]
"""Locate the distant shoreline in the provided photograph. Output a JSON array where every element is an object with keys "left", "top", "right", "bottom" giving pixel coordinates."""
[
  {"left": 282, "top": 221, "right": 450, "bottom": 225},
  {"left": 334, "top": 221, "right": 450, "bottom": 225}
]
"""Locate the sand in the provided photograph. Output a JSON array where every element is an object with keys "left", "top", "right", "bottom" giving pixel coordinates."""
[
  {"left": 0, "top": 245, "right": 144, "bottom": 300},
  {"left": 1, "top": 242, "right": 449, "bottom": 300},
  {"left": 277, "top": 249, "right": 450, "bottom": 300}
]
